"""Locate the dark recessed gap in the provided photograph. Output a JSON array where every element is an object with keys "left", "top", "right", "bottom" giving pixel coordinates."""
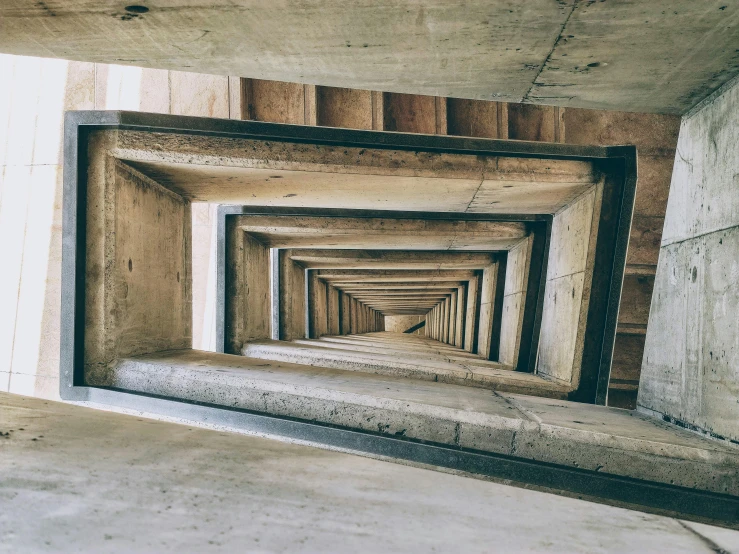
[{"left": 124, "top": 5, "right": 149, "bottom": 14}]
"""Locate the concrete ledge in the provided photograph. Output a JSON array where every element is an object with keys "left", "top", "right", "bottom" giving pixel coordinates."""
[
  {"left": 108, "top": 349, "right": 739, "bottom": 496},
  {"left": 292, "top": 338, "right": 513, "bottom": 369},
  {"left": 242, "top": 338, "right": 567, "bottom": 398},
  {"left": 310, "top": 333, "right": 501, "bottom": 363}
]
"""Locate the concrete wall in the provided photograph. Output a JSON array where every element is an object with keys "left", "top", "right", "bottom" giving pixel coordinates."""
[
  {"left": 225, "top": 229, "right": 271, "bottom": 353},
  {"left": 326, "top": 285, "right": 340, "bottom": 336},
  {"left": 0, "top": 54, "right": 239, "bottom": 399},
  {"left": 308, "top": 272, "right": 329, "bottom": 338},
  {"left": 638, "top": 77, "right": 739, "bottom": 442},
  {"left": 84, "top": 160, "right": 191, "bottom": 386},
  {"left": 463, "top": 275, "right": 479, "bottom": 352},
  {"left": 385, "top": 315, "right": 425, "bottom": 334},
  {"left": 537, "top": 186, "right": 601, "bottom": 386},
  {"left": 0, "top": 58, "right": 682, "bottom": 406},
  {"left": 476, "top": 265, "right": 498, "bottom": 358},
  {"left": 278, "top": 251, "right": 307, "bottom": 341},
  {"left": 339, "top": 292, "right": 351, "bottom": 335},
  {"left": 561, "top": 108, "right": 680, "bottom": 407},
  {"left": 499, "top": 237, "right": 532, "bottom": 367}
]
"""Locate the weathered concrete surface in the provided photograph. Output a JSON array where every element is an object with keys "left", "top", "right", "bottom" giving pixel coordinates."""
[
  {"left": 293, "top": 335, "right": 515, "bottom": 369},
  {"left": 287, "top": 250, "right": 497, "bottom": 271},
  {"left": 326, "top": 285, "right": 340, "bottom": 335},
  {"left": 241, "top": 334, "right": 560, "bottom": 397},
  {"left": 476, "top": 265, "right": 498, "bottom": 359},
  {"left": 107, "top": 349, "right": 739, "bottom": 496},
  {"left": 115, "top": 128, "right": 598, "bottom": 213},
  {"left": 559, "top": 108, "right": 681, "bottom": 407},
  {"left": 537, "top": 185, "right": 601, "bottom": 387},
  {"left": 3, "top": 392, "right": 738, "bottom": 552},
  {"left": 227, "top": 79, "right": 680, "bottom": 406},
  {"left": 224, "top": 227, "right": 271, "bottom": 353},
  {"left": 463, "top": 274, "right": 480, "bottom": 352},
  {"left": 278, "top": 250, "right": 307, "bottom": 341},
  {"left": 384, "top": 315, "right": 424, "bottom": 334},
  {"left": 639, "top": 77, "right": 739, "bottom": 442},
  {"left": 235, "top": 214, "right": 528, "bottom": 251},
  {"left": 499, "top": 237, "right": 531, "bottom": 366},
  {"left": 1, "top": 2, "right": 738, "bottom": 113},
  {"left": 307, "top": 271, "right": 329, "bottom": 338},
  {"left": 84, "top": 155, "right": 191, "bottom": 386}
]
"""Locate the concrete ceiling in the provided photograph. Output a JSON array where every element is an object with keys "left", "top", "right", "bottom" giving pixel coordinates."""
[
  {"left": 1, "top": 1, "right": 737, "bottom": 113},
  {"left": 123, "top": 155, "right": 598, "bottom": 215}
]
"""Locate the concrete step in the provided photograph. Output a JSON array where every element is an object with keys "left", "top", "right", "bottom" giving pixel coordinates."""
[
  {"left": 321, "top": 332, "right": 485, "bottom": 355},
  {"left": 110, "top": 349, "right": 739, "bottom": 497},
  {"left": 294, "top": 335, "right": 508, "bottom": 369},
  {"left": 242, "top": 339, "right": 564, "bottom": 397},
  {"left": 336, "top": 332, "right": 479, "bottom": 356}
]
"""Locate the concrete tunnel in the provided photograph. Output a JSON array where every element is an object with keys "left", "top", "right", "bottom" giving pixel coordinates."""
[
  {"left": 1, "top": 30, "right": 738, "bottom": 537},
  {"left": 45, "top": 79, "right": 738, "bottom": 526}
]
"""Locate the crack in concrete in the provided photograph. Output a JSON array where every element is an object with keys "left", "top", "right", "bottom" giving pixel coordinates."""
[
  {"left": 493, "top": 391, "right": 540, "bottom": 424},
  {"left": 464, "top": 173, "right": 486, "bottom": 213},
  {"left": 510, "top": 430, "right": 518, "bottom": 455},
  {"left": 676, "top": 520, "right": 730, "bottom": 554},
  {"left": 522, "top": 1, "right": 579, "bottom": 103}
]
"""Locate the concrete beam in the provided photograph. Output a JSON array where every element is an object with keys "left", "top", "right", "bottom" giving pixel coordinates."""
[
  {"left": 288, "top": 250, "right": 498, "bottom": 270},
  {"left": 1, "top": 2, "right": 737, "bottom": 113},
  {"left": 239, "top": 215, "right": 527, "bottom": 250}
]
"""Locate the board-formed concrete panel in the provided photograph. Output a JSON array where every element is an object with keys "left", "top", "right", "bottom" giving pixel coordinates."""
[
  {"left": 639, "top": 77, "right": 739, "bottom": 442},
  {"left": 84, "top": 155, "right": 191, "bottom": 386},
  {"left": 537, "top": 186, "right": 601, "bottom": 386}
]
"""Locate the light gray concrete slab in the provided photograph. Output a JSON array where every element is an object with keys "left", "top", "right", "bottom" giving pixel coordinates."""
[
  {"left": 0, "top": 2, "right": 737, "bottom": 113},
  {"left": 106, "top": 349, "right": 739, "bottom": 495},
  {"left": 639, "top": 75, "right": 739, "bottom": 442},
  {"left": 2, "top": 391, "right": 737, "bottom": 553}
]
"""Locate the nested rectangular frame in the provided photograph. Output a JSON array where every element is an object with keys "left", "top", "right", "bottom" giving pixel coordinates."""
[
  {"left": 215, "top": 205, "right": 550, "bottom": 369},
  {"left": 55, "top": 111, "right": 739, "bottom": 523},
  {"left": 61, "top": 110, "right": 635, "bottom": 406}
]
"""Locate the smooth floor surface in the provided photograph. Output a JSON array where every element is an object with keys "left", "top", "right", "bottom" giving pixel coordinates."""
[{"left": 1, "top": 392, "right": 739, "bottom": 553}]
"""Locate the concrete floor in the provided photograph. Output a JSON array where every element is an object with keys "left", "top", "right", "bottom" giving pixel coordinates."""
[
  {"left": 2, "top": 392, "right": 738, "bottom": 553},
  {"left": 109, "top": 345, "right": 739, "bottom": 495}
]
